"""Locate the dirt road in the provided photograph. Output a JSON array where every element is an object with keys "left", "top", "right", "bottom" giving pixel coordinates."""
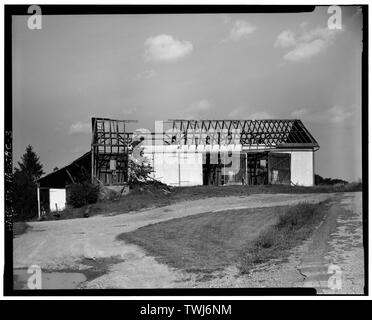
[
  {"left": 298, "top": 191, "right": 364, "bottom": 294},
  {"left": 13, "top": 192, "right": 364, "bottom": 292}
]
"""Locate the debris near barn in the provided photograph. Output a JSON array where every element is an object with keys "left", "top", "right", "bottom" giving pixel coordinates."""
[
  {"left": 129, "top": 179, "right": 172, "bottom": 195},
  {"left": 96, "top": 183, "right": 129, "bottom": 201}
]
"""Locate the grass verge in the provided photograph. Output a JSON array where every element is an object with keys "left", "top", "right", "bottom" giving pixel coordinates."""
[
  {"left": 118, "top": 201, "right": 329, "bottom": 275},
  {"left": 239, "top": 201, "right": 329, "bottom": 273},
  {"left": 117, "top": 205, "right": 296, "bottom": 273}
]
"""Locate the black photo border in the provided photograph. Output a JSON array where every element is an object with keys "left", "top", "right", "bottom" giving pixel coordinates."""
[{"left": 3, "top": 4, "right": 368, "bottom": 297}]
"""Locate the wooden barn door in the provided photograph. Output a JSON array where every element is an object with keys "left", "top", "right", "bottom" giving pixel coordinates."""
[{"left": 268, "top": 153, "right": 291, "bottom": 185}]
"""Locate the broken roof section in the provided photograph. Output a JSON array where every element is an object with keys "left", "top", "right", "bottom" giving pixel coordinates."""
[
  {"left": 164, "top": 119, "right": 319, "bottom": 149},
  {"left": 89, "top": 117, "right": 319, "bottom": 149}
]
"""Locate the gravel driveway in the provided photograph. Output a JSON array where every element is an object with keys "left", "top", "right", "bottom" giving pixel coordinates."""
[{"left": 13, "top": 192, "right": 362, "bottom": 291}]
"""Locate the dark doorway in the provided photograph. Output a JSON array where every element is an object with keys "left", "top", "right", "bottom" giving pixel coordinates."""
[
  {"left": 203, "top": 151, "right": 291, "bottom": 186},
  {"left": 246, "top": 152, "right": 291, "bottom": 185},
  {"left": 202, "top": 152, "right": 222, "bottom": 186},
  {"left": 268, "top": 153, "right": 291, "bottom": 185},
  {"left": 246, "top": 152, "right": 269, "bottom": 185}
]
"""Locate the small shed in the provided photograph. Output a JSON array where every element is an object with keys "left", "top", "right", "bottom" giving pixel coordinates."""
[{"left": 36, "top": 151, "right": 91, "bottom": 217}]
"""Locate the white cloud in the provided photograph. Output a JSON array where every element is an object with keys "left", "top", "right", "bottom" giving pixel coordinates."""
[
  {"left": 290, "top": 108, "right": 309, "bottom": 118},
  {"left": 327, "top": 106, "right": 353, "bottom": 123},
  {"left": 284, "top": 39, "right": 327, "bottom": 62},
  {"left": 275, "top": 25, "right": 340, "bottom": 62},
  {"left": 135, "top": 69, "right": 156, "bottom": 80},
  {"left": 291, "top": 106, "right": 353, "bottom": 123},
  {"left": 183, "top": 99, "right": 212, "bottom": 119},
  {"left": 68, "top": 121, "right": 90, "bottom": 135},
  {"left": 144, "top": 34, "right": 193, "bottom": 62},
  {"left": 299, "top": 27, "right": 335, "bottom": 43},
  {"left": 249, "top": 112, "right": 273, "bottom": 120},
  {"left": 123, "top": 107, "right": 137, "bottom": 116},
  {"left": 227, "top": 20, "right": 256, "bottom": 41},
  {"left": 274, "top": 30, "right": 296, "bottom": 48},
  {"left": 228, "top": 107, "right": 273, "bottom": 119}
]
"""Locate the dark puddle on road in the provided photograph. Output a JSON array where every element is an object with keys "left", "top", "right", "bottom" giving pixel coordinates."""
[
  {"left": 13, "top": 256, "right": 124, "bottom": 290},
  {"left": 13, "top": 269, "right": 89, "bottom": 290}
]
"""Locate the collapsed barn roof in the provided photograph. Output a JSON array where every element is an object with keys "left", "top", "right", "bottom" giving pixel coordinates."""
[
  {"left": 37, "top": 118, "right": 319, "bottom": 188},
  {"left": 163, "top": 119, "right": 319, "bottom": 148}
]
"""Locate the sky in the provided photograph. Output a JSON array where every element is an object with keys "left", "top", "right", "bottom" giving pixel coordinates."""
[{"left": 12, "top": 6, "right": 363, "bottom": 182}]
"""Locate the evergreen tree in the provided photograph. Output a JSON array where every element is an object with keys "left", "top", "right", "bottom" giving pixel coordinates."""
[{"left": 13, "top": 145, "right": 44, "bottom": 221}]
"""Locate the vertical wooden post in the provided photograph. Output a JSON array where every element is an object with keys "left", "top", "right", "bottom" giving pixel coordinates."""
[
  {"left": 91, "top": 118, "right": 95, "bottom": 184},
  {"left": 266, "top": 152, "right": 269, "bottom": 184},
  {"left": 245, "top": 153, "right": 248, "bottom": 185},
  {"left": 91, "top": 145, "right": 94, "bottom": 184},
  {"left": 178, "top": 151, "right": 181, "bottom": 186},
  {"left": 247, "top": 154, "right": 250, "bottom": 185},
  {"left": 223, "top": 152, "right": 226, "bottom": 185},
  {"left": 255, "top": 154, "right": 259, "bottom": 185},
  {"left": 268, "top": 153, "right": 271, "bottom": 184},
  {"left": 37, "top": 184, "right": 41, "bottom": 219}
]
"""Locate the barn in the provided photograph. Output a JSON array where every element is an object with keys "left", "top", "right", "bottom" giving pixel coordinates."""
[{"left": 36, "top": 117, "right": 319, "bottom": 216}]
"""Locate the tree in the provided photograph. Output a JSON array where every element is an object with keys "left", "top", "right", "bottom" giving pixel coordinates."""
[
  {"left": 127, "top": 143, "right": 153, "bottom": 186},
  {"left": 315, "top": 173, "right": 348, "bottom": 186},
  {"left": 16, "top": 145, "right": 44, "bottom": 180},
  {"left": 13, "top": 145, "right": 44, "bottom": 221}
]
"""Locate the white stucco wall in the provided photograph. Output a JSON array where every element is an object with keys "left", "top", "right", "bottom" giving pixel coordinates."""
[
  {"left": 179, "top": 152, "right": 203, "bottom": 186},
  {"left": 143, "top": 144, "right": 315, "bottom": 187},
  {"left": 49, "top": 188, "right": 66, "bottom": 212},
  {"left": 275, "top": 149, "right": 314, "bottom": 186},
  {"left": 143, "top": 145, "right": 203, "bottom": 186},
  {"left": 153, "top": 152, "right": 179, "bottom": 186}
]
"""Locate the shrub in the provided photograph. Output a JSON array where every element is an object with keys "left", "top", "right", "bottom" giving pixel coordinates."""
[
  {"left": 127, "top": 143, "right": 154, "bottom": 186},
  {"left": 67, "top": 182, "right": 99, "bottom": 208},
  {"left": 276, "top": 202, "right": 317, "bottom": 230}
]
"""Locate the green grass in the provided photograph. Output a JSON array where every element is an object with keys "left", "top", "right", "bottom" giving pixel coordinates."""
[
  {"left": 41, "top": 183, "right": 361, "bottom": 221},
  {"left": 117, "top": 201, "right": 330, "bottom": 275},
  {"left": 239, "top": 201, "right": 329, "bottom": 273},
  {"left": 117, "top": 205, "right": 291, "bottom": 273}
]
